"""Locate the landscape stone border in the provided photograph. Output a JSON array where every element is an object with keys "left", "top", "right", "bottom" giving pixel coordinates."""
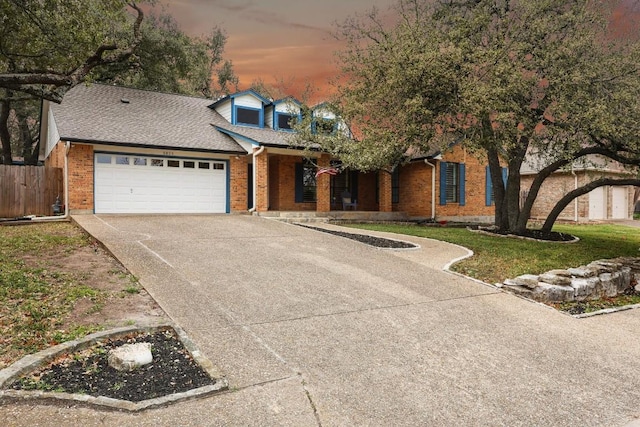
[
  {"left": 498, "top": 257, "right": 640, "bottom": 316},
  {"left": 0, "top": 324, "right": 228, "bottom": 412}
]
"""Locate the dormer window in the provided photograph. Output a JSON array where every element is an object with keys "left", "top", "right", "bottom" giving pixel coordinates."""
[
  {"left": 313, "top": 118, "right": 336, "bottom": 135},
  {"left": 235, "top": 106, "right": 262, "bottom": 127},
  {"left": 276, "top": 112, "right": 298, "bottom": 130}
]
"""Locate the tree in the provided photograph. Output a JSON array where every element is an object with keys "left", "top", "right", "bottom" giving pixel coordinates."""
[
  {"left": 0, "top": 0, "right": 144, "bottom": 164},
  {"left": 0, "top": 2, "right": 239, "bottom": 164},
  {"left": 298, "top": 0, "right": 640, "bottom": 235}
]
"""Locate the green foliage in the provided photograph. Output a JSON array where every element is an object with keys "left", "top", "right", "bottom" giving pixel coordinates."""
[
  {"left": 313, "top": 0, "right": 640, "bottom": 232},
  {"left": 346, "top": 223, "right": 640, "bottom": 284}
]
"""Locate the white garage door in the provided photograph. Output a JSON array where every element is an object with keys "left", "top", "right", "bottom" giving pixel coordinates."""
[
  {"left": 94, "top": 154, "right": 227, "bottom": 214},
  {"left": 589, "top": 187, "right": 606, "bottom": 220},
  {"left": 612, "top": 186, "right": 628, "bottom": 219}
]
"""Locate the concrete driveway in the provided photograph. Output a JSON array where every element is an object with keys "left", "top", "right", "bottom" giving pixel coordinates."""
[{"left": 3, "top": 215, "right": 640, "bottom": 426}]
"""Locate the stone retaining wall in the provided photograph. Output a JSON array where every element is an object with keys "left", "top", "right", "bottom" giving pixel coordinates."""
[{"left": 500, "top": 257, "right": 640, "bottom": 303}]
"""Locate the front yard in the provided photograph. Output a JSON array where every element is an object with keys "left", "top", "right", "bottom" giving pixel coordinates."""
[{"left": 345, "top": 223, "right": 640, "bottom": 284}]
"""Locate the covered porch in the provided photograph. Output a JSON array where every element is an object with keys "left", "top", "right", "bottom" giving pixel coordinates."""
[{"left": 250, "top": 147, "right": 400, "bottom": 216}]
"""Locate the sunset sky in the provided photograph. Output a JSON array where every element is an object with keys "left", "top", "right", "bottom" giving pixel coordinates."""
[
  {"left": 156, "top": 0, "right": 397, "bottom": 100},
  {"left": 156, "top": 0, "right": 640, "bottom": 101}
]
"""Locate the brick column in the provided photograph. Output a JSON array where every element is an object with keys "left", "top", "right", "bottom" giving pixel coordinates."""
[
  {"left": 229, "top": 155, "right": 248, "bottom": 212},
  {"left": 316, "top": 154, "right": 331, "bottom": 212},
  {"left": 68, "top": 144, "right": 94, "bottom": 212},
  {"left": 378, "top": 170, "right": 392, "bottom": 212},
  {"left": 255, "top": 147, "right": 269, "bottom": 212}
]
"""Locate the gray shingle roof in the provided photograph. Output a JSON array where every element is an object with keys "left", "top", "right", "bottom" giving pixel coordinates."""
[{"left": 52, "top": 84, "right": 247, "bottom": 154}]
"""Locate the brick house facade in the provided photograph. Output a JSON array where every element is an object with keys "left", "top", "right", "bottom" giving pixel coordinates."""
[{"left": 41, "top": 84, "right": 504, "bottom": 222}]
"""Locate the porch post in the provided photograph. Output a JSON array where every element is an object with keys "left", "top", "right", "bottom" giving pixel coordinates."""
[
  {"left": 229, "top": 155, "right": 248, "bottom": 212},
  {"left": 316, "top": 154, "right": 331, "bottom": 212},
  {"left": 255, "top": 147, "right": 269, "bottom": 212},
  {"left": 378, "top": 170, "right": 392, "bottom": 212}
]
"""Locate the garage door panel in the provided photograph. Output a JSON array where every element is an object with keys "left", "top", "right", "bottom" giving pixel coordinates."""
[{"left": 95, "top": 154, "right": 227, "bottom": 214}]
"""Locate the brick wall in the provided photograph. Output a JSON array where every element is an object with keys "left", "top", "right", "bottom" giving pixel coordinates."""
[
  {"left": 229, "top": 155, "right": 248, "bottom": 212},
  {"left": 67, "top": 144, "right": 94, "bottom": 212},
  {"left": 268, "top": 154, "right": 316, "bottom": 211},
  {"left": 395, "top": 161, "right": 432, "bottom": 217},
  {"left": 255, "top": 148, "right": 269, "bottom": 211}
]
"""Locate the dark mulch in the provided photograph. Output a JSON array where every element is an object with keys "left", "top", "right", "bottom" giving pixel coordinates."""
[
  {"left": 11, "top": 330, "right": 216, "bottom": 402},
  {"left": 473, "top": 226, "right": 576, "bottom": 242},
  {"left": 298, "top": 224, "right": 417, "bottom": 248}
]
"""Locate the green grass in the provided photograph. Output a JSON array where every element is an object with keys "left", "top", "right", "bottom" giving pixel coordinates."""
[
  {"left": 344, "top": 223, "right": 640, "bottom": 284},
  {"left": 0, "top": 223, "right": 105, "bottom": 367}
]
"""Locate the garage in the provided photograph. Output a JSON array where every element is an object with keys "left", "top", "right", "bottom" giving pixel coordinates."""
[{"left": 94, "top": 153, "right": 228, "bottom": 214}]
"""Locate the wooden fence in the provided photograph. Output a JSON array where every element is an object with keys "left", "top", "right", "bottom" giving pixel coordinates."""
[{"left": 0, "top": 165, "right": 63, "bottom": 218}]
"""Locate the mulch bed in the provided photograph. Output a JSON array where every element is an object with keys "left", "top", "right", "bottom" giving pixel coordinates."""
[
  {"left": 11, "top": 330, "right": 216, "bottom": 402},
  {"left": 298, "top": 224, "right": 417, "bottom": 248},
  {"left": 471, "top": 226, "right": 576, "bottom": 242}
]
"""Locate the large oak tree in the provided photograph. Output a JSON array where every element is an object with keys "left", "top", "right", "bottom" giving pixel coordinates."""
[{"left": 298, "top": 0, "right": 640, "bottom": 235}]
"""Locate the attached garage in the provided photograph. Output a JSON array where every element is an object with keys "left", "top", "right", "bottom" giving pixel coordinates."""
[{"left": 94, "top": 153, "right": 228, "bottom": 214}]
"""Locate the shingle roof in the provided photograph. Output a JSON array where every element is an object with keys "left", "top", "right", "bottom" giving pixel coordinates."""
[{"left": 52, "top": 84, "right": 247, "bottom": 154}]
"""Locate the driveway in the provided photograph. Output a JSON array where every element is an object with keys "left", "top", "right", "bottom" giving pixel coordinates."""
[{"left": 3, "top": 215, "right": 640, "bottom": 426}]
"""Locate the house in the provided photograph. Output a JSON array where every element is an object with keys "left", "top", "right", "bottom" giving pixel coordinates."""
[
  {"left": 520, "top": 153, "right": 635, "bottom": 222},
  {"left": 40, "top": 83, "right": 499, "bottom": 222}
]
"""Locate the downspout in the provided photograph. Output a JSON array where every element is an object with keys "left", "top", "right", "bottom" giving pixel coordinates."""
[
  {"left": 571, "top": 165, "right": 578, "bottom": 223},
  {"left": 33, "top": 141, "right": 70, "bottom": 221},
  {"left": 248, "top": 145, "right": 265, "bottom": 213},
  {"left": 424, "top": 158, "right": 436, "bottom": 220}
]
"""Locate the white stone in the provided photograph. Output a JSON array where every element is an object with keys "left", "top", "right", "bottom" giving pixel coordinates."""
[
  {"left": 507, "top": 274, "right": 539, "bottom": 289},
  {"left": 532, "top": 283, "right": 575, "bottom": 303},
  {"left": 567, "top": 267, "right": 597, "bottom": 278},
  {"left": 570, "top": 277, "right": 601, "bottom": 301},
  {"left": 108, "top": 342, "right": 153, "bottom": 372},
  {"left": 539, "top": 273, "right": 572, "bottom": 287}
]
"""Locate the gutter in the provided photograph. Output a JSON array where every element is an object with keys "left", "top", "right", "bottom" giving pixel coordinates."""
[
  {"left": 424, "top": 154, "right": 442, "bottom": 220},
  {"left": 248, "top": 145, "right": 265, "bottom": 213}
]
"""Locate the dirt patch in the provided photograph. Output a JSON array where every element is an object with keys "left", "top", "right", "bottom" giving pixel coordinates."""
[{"left": 55, "top": 243, "right": 168, "bottom": 330}]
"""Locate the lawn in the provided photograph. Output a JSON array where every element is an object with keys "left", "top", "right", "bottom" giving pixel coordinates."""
[
  {"left": 344, "top": 223, "right": 640, "bottom": 284},
  {"left": 0, "top": 222, "right": 162, "bottom": 369}
]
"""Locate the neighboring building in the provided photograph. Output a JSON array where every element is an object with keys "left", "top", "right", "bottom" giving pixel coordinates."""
[
  {"left": 520, "top": 153, "right": 635, "bottom": 222},
  {"left": 40, "top": 84, "right": 499, "bottom": 222}
]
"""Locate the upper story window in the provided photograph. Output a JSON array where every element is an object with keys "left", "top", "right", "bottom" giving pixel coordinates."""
[
  {"left": 313, "top": 118, "right": 336, "bottom": 135},
  {"left": 276, "top": 113, "right": 297, "bottom": 130},
  {"left": 235, "top": 106, "right": 262, "bottom": 127}
]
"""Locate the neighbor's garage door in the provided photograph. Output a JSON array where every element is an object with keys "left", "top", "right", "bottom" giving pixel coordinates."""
[{"left": 94, "top": 153, "right": 227, "bottom": 214}]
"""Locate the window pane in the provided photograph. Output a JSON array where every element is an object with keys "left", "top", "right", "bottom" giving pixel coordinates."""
[
  {"left": 236, "top": 107, "right": 260, "bottom": 125},
  {"left": 277, "top": 113, "right": 295, "bottom": 130},
  {"left": 116, "top": 156, "right": 129, "bottom": 165},
  {"left": 303, "top": 163, "right": 317, "bottom": 202},
  {"left": 96, "top": 154, "right": 111, "bottom": 164},
  {"left": 198, "top": 162, "right": 210, "bottom": 169},
  {"left": 213, "top": 163, "right": 224, "bottom": 170},
  {"left": 151, "top": 159, "right": 164, "bottom": 167},
  {"left": 134, "top": 157, "right": 147, "bottom": 166},
  {"left": 184, "top": 161, "right": 195, "bottom": 168},
  {"left": 167, "top": 160, "right": 180, "bottom": 168},
  {"left": 446, "top": 163, "right": 459, "bottom": 203},
  {"left": 392, "top": 169, "right": 400, "bottom": 204}
]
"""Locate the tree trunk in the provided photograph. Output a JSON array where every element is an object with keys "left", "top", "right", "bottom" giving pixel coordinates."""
[
  {"left": 0, "top": 99, "right": 12, "bottom": 164},
  {"left": 15, "top": 106, "right": 39, "bottom": 165},
  {"left": 487, "top": 147, "right": 508, "bottom": 230},
  {"left": 541, "top": 178, "right": 640, "bottom": 234}
]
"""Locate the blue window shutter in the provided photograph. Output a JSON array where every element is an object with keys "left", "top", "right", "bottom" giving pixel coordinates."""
[
  {"left": 439, "top": 162, "right": 448, "bottom": 205},
  {"left": 295, "top": 163, "right": 303, "bottom": 203},
  {"left": 485, "top": 166, "right": 492, "bottom": 206},
  {"left": 459, "top": 163, "right": 466, "bottom": 206}
]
